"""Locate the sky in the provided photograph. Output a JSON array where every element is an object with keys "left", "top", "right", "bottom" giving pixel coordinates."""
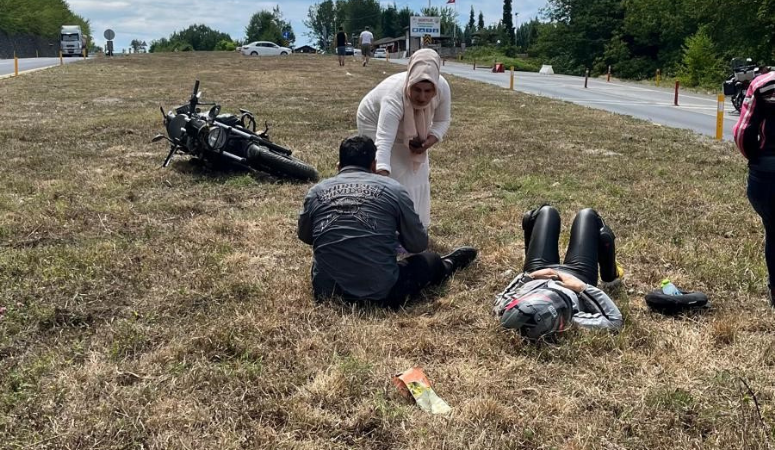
[{"left": 68, "top": 0, "right": 547, "bottom": 52}]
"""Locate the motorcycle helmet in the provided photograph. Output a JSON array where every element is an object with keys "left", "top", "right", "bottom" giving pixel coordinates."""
[{"left": 500, "top": 289, "right": 573, "bottom": 340}]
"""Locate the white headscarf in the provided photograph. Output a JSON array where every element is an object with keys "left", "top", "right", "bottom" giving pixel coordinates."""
[{"left": 402, "top": 49, "right": 441, "bottom": 149}]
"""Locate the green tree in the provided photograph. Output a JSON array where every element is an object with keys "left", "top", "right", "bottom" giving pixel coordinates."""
[
  {"left": 0, "top": 0, "right": 91, "bottom": 39},
  {"left": 246, "top": 6, "right": 295, "bottom": 47},
  {"left": 397, "top": 6, "right": 414, "bottom": 31},
  {"left": 214, "top": 39, "right": 237, "bottom": 51},
  {"left": 534, "top": 0, "right": 624, "bottom": 74},
  {"left": 149, "top": 24, "right": 231, "bottom": 52},
  {"left": 515, "top": 19, "right": 539, "bottom": 52},
  {"left": 678, "top": 26, "right": 724, "bottom": 88},
  {"left": 380, "top": 4, "right": 400, "bottom": 38},
  {"left": 502, "top": 0, "right": 515, "bottom": 45},
  {"left": 344, "top": 0, "right": 381, "bottom": 34},
  {"left": 304, "top": 0, "right": 336, "bottom": 49},
  {"left": 421, "top": 6, "right": 460, "bottom": 42},
  {"left": 478, "top": 11, "right": 485, "bottom": 30}
]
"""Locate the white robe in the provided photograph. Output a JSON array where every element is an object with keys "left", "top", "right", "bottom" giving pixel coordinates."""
[{"left": 356, "top": 72, "right": 451, "bottom": 227}]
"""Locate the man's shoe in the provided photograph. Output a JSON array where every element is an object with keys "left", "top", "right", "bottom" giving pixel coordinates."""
[{"left": 441, "top": 247, "right": 478, "bottom": 273}]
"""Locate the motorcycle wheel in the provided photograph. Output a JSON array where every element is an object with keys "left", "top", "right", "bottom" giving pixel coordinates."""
[
  {"left": 732, "top": 91, "right": 744, "bottom": 112},
  {"left": 249, "top": 144, "right": 319, "bottom": 182}
]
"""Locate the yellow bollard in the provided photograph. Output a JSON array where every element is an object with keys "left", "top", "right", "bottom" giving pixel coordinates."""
[
  {"left": 14, "top": 53, "right": 18, "bottom": 76},
  {"left": 82, "top": 48, "right": 86, "bottom": 59},
  {"left": 510, "top": 66, "right": 514, "bottom": 91},
  {"left": 716, "top": 94, "right": 725, "bottom": 140}
]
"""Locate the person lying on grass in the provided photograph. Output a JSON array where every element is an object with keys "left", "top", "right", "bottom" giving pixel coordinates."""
[
  {"left": 493, "top": 205, "right": 624, "bottom": 340},
  {"left": 298, "top": 135, "right": 477, "bottom": 307}
]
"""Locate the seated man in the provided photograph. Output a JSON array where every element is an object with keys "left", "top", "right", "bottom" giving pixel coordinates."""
[
  {"left": 493, "top": 205, "right": 624, "bottom": 340},
  {"left": 298, "top": 135, "right": 477, "bottom": 307}
]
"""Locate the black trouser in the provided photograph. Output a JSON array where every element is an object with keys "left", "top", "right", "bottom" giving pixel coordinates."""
[
  {"left": 748, "top": 168, "right": 775, "bottom": 287},
  {"left": 383, "top": 252, "right": 449, "bottom": 308},
  {"left": 323, "top": 252, "right": 449, "bottom": 308},
  {"left": 523, "top": 206, "right": 615, "bottom": 286}
]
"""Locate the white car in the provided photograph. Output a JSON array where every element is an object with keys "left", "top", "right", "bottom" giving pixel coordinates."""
[
  {"left": 373, "top": 48, "right": 387, "bottom": 59},
  {"left": 241, "top": 41, "right": 292, "bottom": 56}
]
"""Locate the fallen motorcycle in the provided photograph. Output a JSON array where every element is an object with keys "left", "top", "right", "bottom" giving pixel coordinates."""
[{"left": 153, "top": 80, "right": 319, "bottom": 182}]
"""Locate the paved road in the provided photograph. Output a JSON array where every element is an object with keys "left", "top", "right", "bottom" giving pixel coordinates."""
[
  {"left": 0, "top": 56, "right": 83, "bottom": 78},
  {"left": 390, "top": 59, "right": 738, "bottom": 140}
]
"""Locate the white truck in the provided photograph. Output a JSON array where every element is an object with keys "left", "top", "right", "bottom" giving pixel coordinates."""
[{"left": 60, "top": 25, "right": 87, "bottom": 57}]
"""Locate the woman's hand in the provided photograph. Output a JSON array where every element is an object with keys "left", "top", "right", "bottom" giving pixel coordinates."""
[
  {"left": 528, "top": 269, "right": 587, "bottom": 293},
  {"left": 419, "top": 135, "right": 439, "bottom": 154},
  {"left": 409, "top": 135, "right": 439, "bottom": 154}
]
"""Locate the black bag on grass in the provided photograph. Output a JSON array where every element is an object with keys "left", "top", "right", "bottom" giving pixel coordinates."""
[{"left": 644, "top": 290, "right": 709, "bottom": 314}]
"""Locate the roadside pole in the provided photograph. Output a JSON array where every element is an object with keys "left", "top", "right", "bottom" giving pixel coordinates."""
[
  {"left": 14, "top": 53, "right": 18, "bottom": 76},
  {"left": 510, "top": 66, "right": 514, "bottom": 91},
  {"left": 607, "top": 65, "right": 611, "bottom": 82},
  {"left": 656, "top": 69, "right": 661, "bottom": 87},
  {"left": 674, "top": 81, "right": 680, "bottom": 106},
  {"left": 59, "top": 51, "right": 63, "bottom": 66},
  {"left": 716, "top": 95, "right": 725, "bottom": 140},
  {"left": 584, "top": 69, "right": 589, "bottom": 88}
]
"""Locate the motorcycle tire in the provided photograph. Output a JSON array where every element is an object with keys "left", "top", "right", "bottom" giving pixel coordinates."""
[
  {"left": 732, "top": 91, "right": 744, "bottom": 112},
  {"left": 249, "top": 144, "right": 319, "bottom": 182}
]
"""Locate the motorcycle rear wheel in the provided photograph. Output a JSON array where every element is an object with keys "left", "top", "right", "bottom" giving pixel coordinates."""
[{"left": 249, "top": 145, "right": 319, "bottom": 182}]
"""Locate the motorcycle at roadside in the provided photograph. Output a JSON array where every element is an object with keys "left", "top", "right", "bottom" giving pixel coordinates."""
[
  {"left": 152, "top": 80, "right": 319, "bottom": 182},
  {"left": 724, "top": 58, "right": 768, "bottom": 113}
]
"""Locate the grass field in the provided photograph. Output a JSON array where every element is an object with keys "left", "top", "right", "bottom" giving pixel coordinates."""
[{"left": 1, "top": 52, "right": 774, "bottom": 449}]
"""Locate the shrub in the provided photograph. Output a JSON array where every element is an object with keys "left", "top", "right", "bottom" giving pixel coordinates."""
[{"left": 678, "top": 27, "right": 725, "bottom": 89}]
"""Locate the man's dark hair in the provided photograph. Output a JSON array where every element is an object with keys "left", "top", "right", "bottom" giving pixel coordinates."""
[
  {"left": 339, "top": 26, "right": 344, "bottom": 31},
  {"left": 339, "top": 135, "right": 376, "bottom": 169}
]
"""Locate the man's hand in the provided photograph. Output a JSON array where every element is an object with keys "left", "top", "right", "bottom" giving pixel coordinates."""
[
  {"left": 376, "top": 169, "right": 390, "bottom": 176},
  {"left": 528, "top": 269, "right": 587, "bottom": 293}
]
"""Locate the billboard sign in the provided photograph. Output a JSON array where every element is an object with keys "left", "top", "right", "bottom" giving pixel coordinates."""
[{"left": 410, "top": 16, "right": 441, "bottom": 37}]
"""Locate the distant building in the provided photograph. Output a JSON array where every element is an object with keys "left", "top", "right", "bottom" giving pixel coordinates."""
[
  {"left": 294, "top": 45, "right": 317, "bottom": 54},
  {"left": 373, "top": 37, "right": 406, "bottom": 54}
]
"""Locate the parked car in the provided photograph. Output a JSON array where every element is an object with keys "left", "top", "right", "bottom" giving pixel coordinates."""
[
  {"left": 373, "top": 48, "right": 387, "bottom": 59},
  {"left": 344, "top": 45, "right": 354, "bottom": 56},
  {"left": 241, "top": 41, "right": 292, "bottom": 56}
]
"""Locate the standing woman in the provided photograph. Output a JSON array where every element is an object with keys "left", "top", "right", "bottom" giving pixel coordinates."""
[
  {"left": 356, "top": 49, "right": 451, "bottom": 228},
  {"left": 733, "top": 67, "right": 775, "bottom": 305}
]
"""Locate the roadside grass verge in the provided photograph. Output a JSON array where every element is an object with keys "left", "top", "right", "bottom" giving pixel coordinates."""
[{"left": 1, "top": 52, "right": 773, "bottom": 449}]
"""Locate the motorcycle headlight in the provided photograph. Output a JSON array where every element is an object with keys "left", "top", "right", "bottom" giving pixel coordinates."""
[{"left": 207, "top": 127, "right": 226, "bottom": 150}]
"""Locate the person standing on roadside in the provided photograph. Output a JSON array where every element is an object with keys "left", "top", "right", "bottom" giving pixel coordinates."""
[
  {"left": 733, "top": 67, "right": 775, "bottom": 306},
  {"left": 335, "top": 26, "right": 348, "bottom": 67},
  {"left": 359, "top": 26, "right": 374, "bottom": 67},
  {"left": 356, "top": 49, "right": 450, "bottom": 228}
]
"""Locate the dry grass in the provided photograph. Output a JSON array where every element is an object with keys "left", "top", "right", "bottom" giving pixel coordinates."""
[{"left": 1, "top": 52, "right": 774, "bottom": 449}]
